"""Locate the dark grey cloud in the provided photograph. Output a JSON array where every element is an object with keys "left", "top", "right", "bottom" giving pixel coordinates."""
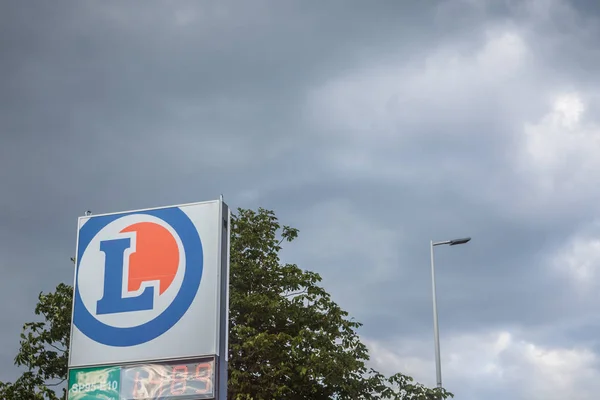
[{"left": 2, "top": 1, "right": 600, "bottom": 398}]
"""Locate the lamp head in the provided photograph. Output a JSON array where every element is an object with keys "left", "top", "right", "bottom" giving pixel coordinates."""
[{"left": 449, "top": 237, "right": 471, "bottom": 246}]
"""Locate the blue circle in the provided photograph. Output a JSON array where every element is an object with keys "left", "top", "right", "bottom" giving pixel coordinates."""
[{"left": 74, "top": 207, "right": 203, "bottom": 347}]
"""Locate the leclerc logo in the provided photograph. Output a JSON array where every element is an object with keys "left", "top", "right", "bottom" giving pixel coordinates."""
[{"left": 73, "top": 207, "right": 203, "bottom": 347}]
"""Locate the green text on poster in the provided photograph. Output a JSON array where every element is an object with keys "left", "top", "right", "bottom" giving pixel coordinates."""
[{"left": 68, "top": 365, "right": 121, "bottom": 400}]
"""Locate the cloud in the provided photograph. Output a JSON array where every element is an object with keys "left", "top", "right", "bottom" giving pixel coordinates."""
[
  {"left": 285, "top": 198, "right": 402, "bottom": 316},
  {"left": 303, "top": 25, "right": 537, "bottom": 200},
  {"left": 3, "top": 1, "right": 600, "bottom": 399},
  {"left": 518, "top": 92, "right": 600, "bottom": 197},
  {"left": 548, "top": 221, "right": 600, "bottom": 297},
  {"left": 302, "top": 0, "right": 600, "bottom": 231},
  {"left": 365, "top": 329, "right": 600, "bottom": 400},
  {"left": 306, "top": 25, "right": 531, "bottom": 131}
]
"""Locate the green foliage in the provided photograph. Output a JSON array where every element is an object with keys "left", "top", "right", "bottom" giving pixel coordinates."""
[
  {"left": 0, "top": 282, "right": 72, "bottom": 400},
  {"left": 0, "top": 207, "right": 452, "bottom": 400}
]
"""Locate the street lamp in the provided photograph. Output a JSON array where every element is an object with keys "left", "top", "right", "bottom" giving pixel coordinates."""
[{"left": 430, "top": 237, "right": 471, "bottom": 391}]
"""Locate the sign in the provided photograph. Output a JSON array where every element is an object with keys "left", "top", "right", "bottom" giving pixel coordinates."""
[
  {"left": 68, "top": 199, "right": 230, "bottom": 399},
  {"left": 68, "top": 357, "right": 215, "bottom": 400},
  {"left": 68, "top": 365, "right": 121, "bottom": 400},
  {"left": 121, "top": 357, "right": 215, "bottom": 400}
]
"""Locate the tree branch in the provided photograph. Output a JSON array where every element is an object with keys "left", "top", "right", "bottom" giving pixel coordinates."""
[
  {"left": 48, "top": 344, "right": 65, "bottom": 353},
  {"left": 47, "top": 378, "right": 66, "bottom": 387},
  {"left": 283, "top": 290, "right": 307, "bottom": 298}
]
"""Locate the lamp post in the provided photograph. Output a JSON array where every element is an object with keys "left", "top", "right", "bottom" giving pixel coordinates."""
[{"left": 430, "top": 237, "right": 471, "bottom": 392}]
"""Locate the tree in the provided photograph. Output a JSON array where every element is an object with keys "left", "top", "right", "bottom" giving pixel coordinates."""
[
  {"left": 0, "top": 282, "right": 71, "bottom": 400},
  {"left": 0, "top": 208, "right": 453, "bottom": 400}
]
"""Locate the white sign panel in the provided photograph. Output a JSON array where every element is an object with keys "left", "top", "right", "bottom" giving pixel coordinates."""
[{"left": 68, "top": 200, "right": 230, "bottom": 368}]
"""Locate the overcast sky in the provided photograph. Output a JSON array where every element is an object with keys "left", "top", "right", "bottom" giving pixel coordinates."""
[{"left": 2, "top": 0, "right": 600, "bottom": 399}]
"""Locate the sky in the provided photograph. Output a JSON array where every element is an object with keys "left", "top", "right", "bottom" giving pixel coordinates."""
[{"left": 1, "top": 0, "right": 600, "bottom": 399}]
